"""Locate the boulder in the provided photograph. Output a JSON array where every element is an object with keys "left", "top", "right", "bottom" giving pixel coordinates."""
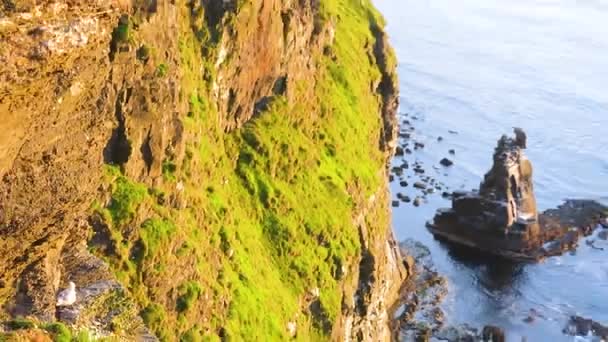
[
  {"left": 439, "top": 158, "right": 453, "bottom": 167},
  {"left": 413, "top": 182, "right": 426, "bottom": 189},
  {"left": 481, "top": 325, "right": 505, "bottom": 342},
  {"left": 563, "top": 316, "right": 608, "bottom": 339}
]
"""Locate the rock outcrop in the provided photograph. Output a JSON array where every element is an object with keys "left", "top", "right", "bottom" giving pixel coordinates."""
[
  {"left": 428, "top": 129, "right": 607, "bottom": 261},
  {"left": 428, "top": 130, "right": 543, "bottom": 259},
  {"left": 564, "top": 315, "right": 608, "bottom": 340}
]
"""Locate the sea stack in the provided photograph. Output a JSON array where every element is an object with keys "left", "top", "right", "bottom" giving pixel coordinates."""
[{"left": 428, "top": 129, "right": 543, "bottom": 260}]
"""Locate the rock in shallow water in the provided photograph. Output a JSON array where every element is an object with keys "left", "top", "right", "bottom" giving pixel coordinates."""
[
  {"left": 439, "top": 158, "right": 453, "bottom": 167},
  {"left": 563, "top": 315, "right": 608, "bottom": 339},
  {"left": 427, "top": 129, "right": 607, "bottom": 261},
  {"left": 482, "top": 325, "right": 505, "bottom": 342},
  {"left": 435, "top": 324, "right": 478, "bottom": 342},
  {"left": 413, "top": 181, "right": 426, "bottom": 189}
]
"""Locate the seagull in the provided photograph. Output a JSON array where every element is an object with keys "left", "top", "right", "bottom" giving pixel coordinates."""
[
  {"left": 56, "top": 281, "right": 77, "bottom": 306},
  {"left": 513, "top": 127, "right": 527, "bottom": 148}
]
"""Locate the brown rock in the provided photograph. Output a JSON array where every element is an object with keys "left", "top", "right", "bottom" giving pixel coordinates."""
[{"left": 482, "top": 325, "right": 505, "bottom": 342}]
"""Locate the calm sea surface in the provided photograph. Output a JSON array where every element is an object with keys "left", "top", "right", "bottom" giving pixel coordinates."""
[{"left": 374, "top": 0, "right": 608, "bottom": 340}]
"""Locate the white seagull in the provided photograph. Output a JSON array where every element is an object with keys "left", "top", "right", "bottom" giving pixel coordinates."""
[{"left": 56, "top": 281, "right": 77, "bottom": 306}]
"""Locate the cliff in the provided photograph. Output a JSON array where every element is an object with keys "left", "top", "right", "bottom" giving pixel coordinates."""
[{"left": 0, "top": 0, "right": 405, "bottom": 340}]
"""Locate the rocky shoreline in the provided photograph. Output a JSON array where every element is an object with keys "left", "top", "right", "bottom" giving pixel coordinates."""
[{"left": 389, "top": 112, "right": 608, "bottom": 341}]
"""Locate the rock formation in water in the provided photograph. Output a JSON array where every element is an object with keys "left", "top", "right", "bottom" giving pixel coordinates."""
[
  {"left": 0, "top": 0, "right": 406, "bottom": 340},
  {"left": 429, "top": 129, "right": 543, "bottom": 259},
  {"left": 428, "top": 129, "right": 607, "bottom": 260}
]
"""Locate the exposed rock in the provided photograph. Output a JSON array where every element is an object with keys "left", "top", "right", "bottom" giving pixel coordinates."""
[
  {"left": 482, "top": 325, "right": 505, "bottom": 342},
  {"left": 392, "top": 166, "right": 404, "bottom": 176},
  {"left": 563, "top": 315, "right": 608, "bottom": 339},
  {"left": 0, "top": 1, "right": 406, "bottom": 341},
  {"left": 437, "top": 136, "right": 443, "bottom": 142},
  {"left": 399, "top": 181, "right": 408, "bottom": 187},
  {"left": 439, "top": 158, "right": 453, "bottom": 167},
  {"left": 397, "top": 239, "right": 448, "bottom": 340},
  {"left": 413, "top": 197, "right": 423, "bottom": 207},
  {"left": 435, "top": 324, "right": 478, "bottom": 341},
  {"left": 449, "top": 149, "right": 455, "bottom": 155},
  {"left": 395, "top": 146, "right": 404, "bottom": 156},
  {"left": 414, "top": 182, "right": 426, "bottom": 190},
  {"left": 392, "top": 200, "right": 400, "bottom": 207},
  {"left": 428, "top": 130, "right": 607, "bottom": 261}
]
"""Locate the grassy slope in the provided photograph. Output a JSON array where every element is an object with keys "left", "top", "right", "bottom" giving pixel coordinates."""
[{"left": 91, "top": 0, "right": 393, "bottom": 340}]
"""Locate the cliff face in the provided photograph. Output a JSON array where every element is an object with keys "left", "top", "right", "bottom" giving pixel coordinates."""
[{"left": 0, "top": 0, "right": 405, "bottom": 340}]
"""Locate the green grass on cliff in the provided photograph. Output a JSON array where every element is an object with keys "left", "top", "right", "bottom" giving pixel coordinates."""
[{"left": 93, "top": 0, "right": 394, "bottom": 340}]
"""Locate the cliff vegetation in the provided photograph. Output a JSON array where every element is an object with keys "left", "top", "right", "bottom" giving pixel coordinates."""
[{"left": 0, "top": 0, "right": 404, "bottom": 340}]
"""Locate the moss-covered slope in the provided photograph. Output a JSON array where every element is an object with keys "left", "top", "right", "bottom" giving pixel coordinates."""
[{"left": 0, "top": 0, "right": 404, "bottom": 341}]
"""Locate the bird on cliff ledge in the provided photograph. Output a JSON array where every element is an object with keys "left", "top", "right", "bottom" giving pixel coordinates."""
[
  {"left": 513, "top": 127, "right": 527, "bottom": 148},
  {"left": 56, "top": 281, "right": 77, "bottom": 306}
]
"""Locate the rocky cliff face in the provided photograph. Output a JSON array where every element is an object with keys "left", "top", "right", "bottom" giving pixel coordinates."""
[{"left": 0, "top": 0, "right": 405, "bottom": 340}]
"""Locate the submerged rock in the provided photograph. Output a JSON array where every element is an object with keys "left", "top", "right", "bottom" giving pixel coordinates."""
[
  {"left": 563, "top": 316, "right": 608, "bottom": 339},
  {"left": 435, "top": 324, "right": 478, "bottom": 341},
  {"left": 427, "top": 129, "right": 607, "bottom": 261}
]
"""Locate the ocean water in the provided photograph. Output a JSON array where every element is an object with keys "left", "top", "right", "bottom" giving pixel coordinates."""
[{"left": 374, "top": 0, "right": 608, "bottom": 340}]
